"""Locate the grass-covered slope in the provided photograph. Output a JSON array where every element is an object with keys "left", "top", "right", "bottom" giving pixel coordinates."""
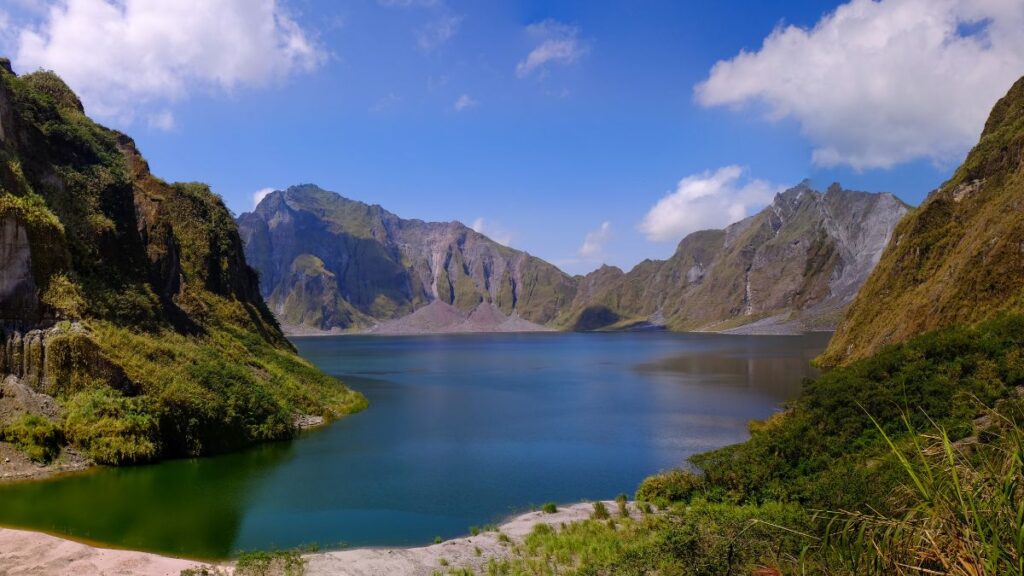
[
  {"left": 449, "top": 315, "right": 1024, "bottom": 576},
  {"left": 822, "top": 75, "right": 1024, "bottom": 366},
  {"left": 0, "top": 62, "right": 364, "bottom": 465}
]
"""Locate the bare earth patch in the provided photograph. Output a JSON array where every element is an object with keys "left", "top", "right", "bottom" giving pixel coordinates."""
[{"left": 0, "top": 442, "right": 91, "bottom": 482}]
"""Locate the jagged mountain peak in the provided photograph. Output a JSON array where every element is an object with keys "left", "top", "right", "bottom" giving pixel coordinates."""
[
  {"left": 552, "top": 181, "right": 908, "bottom": 333},
  {"left": 238, "top": 184, "right": 575, "bottom": 333}
]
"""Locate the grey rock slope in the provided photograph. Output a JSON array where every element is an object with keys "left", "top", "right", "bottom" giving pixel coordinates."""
[
  {"left": 237, "top": 185, "right": 576, "bottom": 333},
  {"left": 239, "top": 182, "right": 909, "bottom": 335},
  {"left": 553, "top": 182, "right": 910, "bottom": 333}
]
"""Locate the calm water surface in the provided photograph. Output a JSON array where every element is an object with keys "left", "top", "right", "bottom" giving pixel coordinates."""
[{"left": 0, "top": 332, "right": 829, "bottom": 558}]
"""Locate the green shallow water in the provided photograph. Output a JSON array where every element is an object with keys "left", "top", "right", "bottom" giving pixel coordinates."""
[{"left": 0, "top": 331, "right": 829, "bottom": 558}]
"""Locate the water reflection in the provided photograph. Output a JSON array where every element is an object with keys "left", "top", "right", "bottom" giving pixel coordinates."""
[
  {"left": 0, "top": 332, "right": 829, "bottom": 558},
  {"left": 0, "top": 437, "right": 297, "bottom": 558}
]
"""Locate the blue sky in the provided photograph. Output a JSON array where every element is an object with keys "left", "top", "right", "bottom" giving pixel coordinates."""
[{"left": 3, "top": 0, "right": 1023, "bottom": 274}]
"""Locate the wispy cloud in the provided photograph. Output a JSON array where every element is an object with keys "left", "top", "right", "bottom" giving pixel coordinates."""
[
  {"left": 453, "top": 93, "right": 477, "bottom": 112},
  {"left": 417, "top": 14, "right": 462, "bottom": 51},
  {"left": 471, "top": 217, "right": 513, "bottom": 246},
  {"left": 516, "top": 19, "right": 589, "bottom": 79},
  {"left": 147, "top": 109, "right": 176, "bottom": 131},
  {"left": 252, "top": 187, "right": 276, "bottom": 209},
  {"left": 579, "top": 221, "right": 611, "bottom": 259},
  {"left": 370, "top": 92, "right": 402, "bottom": 112},
  {"left": 377, "top": 0, "right": 439, "bottom": 7},
  {"left": 639, "top": 166, "right": 781, "bottom": 242}
]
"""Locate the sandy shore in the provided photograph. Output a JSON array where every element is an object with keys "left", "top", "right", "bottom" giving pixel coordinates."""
[
  {"left": 0, "top": 501, "right": 630, "bottom": 576},
  {"left": 0, "top": 528, "right": 222, "bottom": 576}
]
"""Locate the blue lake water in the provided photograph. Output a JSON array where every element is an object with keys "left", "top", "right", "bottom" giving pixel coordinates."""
[{"left": 0, "top": 331, "right": 829, "bottom": 558}]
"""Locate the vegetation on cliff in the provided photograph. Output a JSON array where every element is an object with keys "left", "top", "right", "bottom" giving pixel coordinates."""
[
  {"left": 822, "top": 75, "right": 1024, "bottom": 366},
  {"left": 0, "top": 62, "right": 364, "bottom": 466},
  {"left": 446, "top": 315, "right": 1024, "bottom": 575}
]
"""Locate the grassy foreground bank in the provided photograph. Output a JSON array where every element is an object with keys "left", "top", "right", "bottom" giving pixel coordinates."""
[{"left": 443, "top": 315, "right": 1024, "bottom": 575}]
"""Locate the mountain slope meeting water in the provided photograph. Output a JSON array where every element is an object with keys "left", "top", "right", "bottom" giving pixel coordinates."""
[
  {"left": 239, "top": 183, "right": 907, "bottom": 335},
  {"left": 0, "top": 62, "right": 365, "bottom": 473}
]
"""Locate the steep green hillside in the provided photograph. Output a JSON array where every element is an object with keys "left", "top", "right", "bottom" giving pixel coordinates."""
[
  {"left": 458, "top": 315, "right": 1024, "bottom": 575},
  {"left": 0, "top": 62, "right": 364, "bottom": 466},
  {"left": 822, "top": 75, "right": 1024, "bottom": 366}
]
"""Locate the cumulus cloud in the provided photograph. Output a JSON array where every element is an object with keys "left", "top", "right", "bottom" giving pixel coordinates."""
[
  {"left": 695, "top": 0, "right": 1024, "bottom": 170},
  {"left": 453, "top": 93, "right": 477, "bottom": 112},
  {"left": 639, "top": 166, "right": 780, "bottom": 242},
  {"left": 516, "top": 20, "right": 588, "bottom": 79},
  {"left": 252, "top": 187, "right": 276, "bottom": 208},
  {"left": 471, "top": 217, "right": 513, "bottom": 246},
  {"left": 579, "top": 221, "right": 611, "bottom": 258},
  {"left": 417, "top": 14, "right": 461, "bottom": 51},
  {"left": 13, "top": 0, "right": 326, "bottom": 125}
]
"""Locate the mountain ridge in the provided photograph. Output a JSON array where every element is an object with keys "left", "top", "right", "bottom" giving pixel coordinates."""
[{"left": 241, "top": 182, "right": 908, "bottom": 335}]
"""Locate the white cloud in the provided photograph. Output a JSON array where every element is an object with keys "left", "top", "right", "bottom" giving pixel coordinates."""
[
  {"left": 471, "top": 217, "right": 513, "bottom": 246},
  {"left": 695, "top": 0, "right": 1024, "bottom": 170},
  {"left": 639, "top": 166, "right": 780, "bottom": 242},
  {"left": 453, "top": 93, "right": 477, "bottom": 112},
  {"left": 417, "top": 14, "right": 461, "bottom": 51},
  {"left": 371, "top": 92, "right": 402, "bottom": 112},
  {"left": 147, "top": 109, "right": 175, "bottom": 131},
  {"left": 579, "top": 221, "right": 611, "bottom": 258},
  {"left": 13, "top": 0, "right": 326, "bottom": 125},
  {"left": 252, "top": 187, "right": 276, "bottom": 208},
  {"left": 516, "top": 20, "right": 588, "bottom": 79}
]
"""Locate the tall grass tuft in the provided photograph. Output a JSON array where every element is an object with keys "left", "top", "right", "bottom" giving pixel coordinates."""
[{"left": 817, "top": 410, "right": 1024, "bottom": 576}]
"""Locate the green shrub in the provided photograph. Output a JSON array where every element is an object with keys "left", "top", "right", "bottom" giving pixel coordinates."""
[
  {"left": 235, "top": 549, "right": 305, "bottom": 576},
  {"left": 692, "top": 314, "right": 1024, "bottom": 511},
  {"left": 63, "top": 388, "right": 159, "bottom": 464},
  {"left": 541, "top": 502, "right": 557, "bottom": 514},
  {"left": 636, "top": 469, "right": 704, "bottom": 505},
  {"left": 591, "top": 501, "right": 610, "bottom": 520},
  {"left": 615, "top": 493, "right": 629, "bottom": 518},
  {"left": 0, "top": 414, "right": 62, "bottom": 463},
  {"left": 40, "top": 273, "right": 85, "bottom": 319}
]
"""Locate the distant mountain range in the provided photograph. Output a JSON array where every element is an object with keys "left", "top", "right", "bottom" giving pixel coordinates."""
[{"left": 239, "top": 183, "right": 908, "bottom": 335}]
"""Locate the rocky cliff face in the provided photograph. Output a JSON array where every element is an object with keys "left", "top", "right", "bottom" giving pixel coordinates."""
[
  {"left": 821, "top": 75, "right": 1024, "bottom": 365},
  {"left": 238, "top": 185, "right": 577, "bottom": 332},
  {"left": 0, "top": 61, "right": 363, "bottom": 466},
  {"left": 241, "top": 183, "right": 907, "bottom": 335},
  {"left": 555, "top": 183, "right": 909, "bottom": 333}
]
